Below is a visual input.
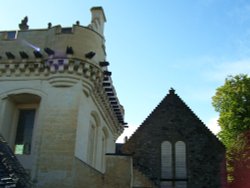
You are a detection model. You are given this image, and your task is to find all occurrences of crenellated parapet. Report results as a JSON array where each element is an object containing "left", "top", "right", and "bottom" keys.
[
  {"left": 0, "top": 58, "right": 102, "bottom": 86},
  {"left": 0, "top": 7, "right": 125, "bottom": 133}
]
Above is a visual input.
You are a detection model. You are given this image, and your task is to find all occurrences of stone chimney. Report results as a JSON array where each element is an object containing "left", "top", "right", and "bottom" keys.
[{"left": 90, "top": 7, "right": 106, "bottom": 36}]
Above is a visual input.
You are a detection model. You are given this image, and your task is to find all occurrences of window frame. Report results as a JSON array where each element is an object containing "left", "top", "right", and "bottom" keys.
[
  {"left": 101, "top": 127, "right": 109, "bottom": 172},
  {"left": 87, "top": 121, "right": 97, "bottom": 166},
  {"left": 12, "top": 103, "right": 38, "bottom": 155},
  {"left": 161, "top": 140, "right": 188, "bottom": 188}
]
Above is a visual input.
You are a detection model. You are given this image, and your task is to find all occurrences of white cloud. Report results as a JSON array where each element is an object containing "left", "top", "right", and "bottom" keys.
[{"left": 206, "top": 116, "right": 221, "bottom": 135}]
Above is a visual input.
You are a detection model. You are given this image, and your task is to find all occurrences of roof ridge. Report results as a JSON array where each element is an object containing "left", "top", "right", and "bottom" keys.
[
  {"left": 127, "top": 89, "right": 172, "bottom": 142},
  {"left": 174, "top": 92, "right": 223, "bottom": 145}
]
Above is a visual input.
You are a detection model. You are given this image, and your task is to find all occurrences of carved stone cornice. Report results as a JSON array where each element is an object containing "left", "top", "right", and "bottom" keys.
[
  {"left": 0, "top": 57, "right": 124, "bottom": 137},
  {"left": 0, "top": 58, "right": 102, "bottom": 87},
  {"left": 92, "top": 83, "right": 124, "bottom": 139}
]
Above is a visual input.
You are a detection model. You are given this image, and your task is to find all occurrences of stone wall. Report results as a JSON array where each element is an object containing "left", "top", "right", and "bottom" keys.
[
  {"left": 34, "top": 86, "right": 79, "bottom": 188},
  {"left": 133, "top": 168, "right": 156, "bottom": 188},
  {"left": 104, "top": 154, "right": 133, "bottom": 188},
  {"left": 73, "top": 158, "right": 104, "bottom": 188}
]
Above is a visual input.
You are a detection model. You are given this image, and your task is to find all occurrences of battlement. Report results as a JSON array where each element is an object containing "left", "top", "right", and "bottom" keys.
[
  {"left": 0, "top": 7, "right": 106, "bottom": 62},
  {"left": 0, "top": 7, "right": 126, "bottom": 130},
  {"left": 0, "top": 24, "right": 105, "bottom": 63}
]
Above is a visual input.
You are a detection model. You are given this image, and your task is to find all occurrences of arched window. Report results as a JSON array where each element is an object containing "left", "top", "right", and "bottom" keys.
[
  {"left": 101, "top": 127, "right": 108, "bottom": 172},
  {"left": 175, "top": 141, "right": 187, "bottom": 188},
  {"left": 88, "top": 123, "right": 96, "bottom": 165},
  {"left": 88, "top": 116, "right": 97, "bottom": 166},
  {"left": 161, "top": 141, "right": 172, "bottom": 179},
  {"left": 175, "top": 141, "right": 187, "bottom": 178},
  {"left": 161, "top": 141, "right": 187, "bottom": 188},
  {"left": 87, "top": 114, "right": 99, "bottom": 167}
]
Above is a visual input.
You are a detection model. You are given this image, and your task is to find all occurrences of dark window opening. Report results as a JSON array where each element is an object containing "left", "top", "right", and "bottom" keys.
[
  {"left": 7, "top": 31, "right": 17, "bottom": 39},
  {"left": 14, "top": 109, "right": 35, "bottom": 155},
  {"left": 61, "top": 27, "right": 72, "bottom": 34}
]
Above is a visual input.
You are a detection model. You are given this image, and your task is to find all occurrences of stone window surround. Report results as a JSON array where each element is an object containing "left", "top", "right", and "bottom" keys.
[
  {"left": 1, "top": 93, "right": 40, "bottom": 152},
  {"left": 87, "top": 118, "right": 98, "bottom": 167},
  {"left": 13, "top": 104, "right": 38, "bottom": 155},
  {"left": 87, "top": 112, "right": 110, "bottom": 172},
  {"left": 101, "top": 127, "right": 109, "bottom": 172}
]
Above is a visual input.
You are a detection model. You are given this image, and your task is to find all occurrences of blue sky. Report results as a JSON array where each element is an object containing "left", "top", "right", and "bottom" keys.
[{"left": 1, "top": 1, "right": 250, "bottom": 142}]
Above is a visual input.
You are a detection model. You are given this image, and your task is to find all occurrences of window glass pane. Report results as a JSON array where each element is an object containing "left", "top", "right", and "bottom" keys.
[
  {"left": 161, "top": 181, "right": 173, "bottom": 188},
  {"left": 88, "top": 117, "right": 98, "bottom": 167},
  {"left": 7, "top": 31, "right": 17, "bottom": 39},
  {"left": 175, "top": 181, "right": 187, "bottom": 188},
  {"left": 15, "top": 109, "right": 35, "bottom": 154},
  {"left": 161, "top": 141, "right": 172, "bottom": 179},
  {"left": 101, "top": 132, "right": 107, "bottom": 171},
  {"left": 88, "top": 124, "right": 95, "bottom": 164},
  {"left": 175, "top": 141, "right": 187, "bottom": 178}
]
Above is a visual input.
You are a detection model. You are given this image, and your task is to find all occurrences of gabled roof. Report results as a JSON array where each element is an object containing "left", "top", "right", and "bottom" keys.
[
  {"left": 121, "top": 88, "right": 226, "bottom": 186},
  {"left": 126, "top": 88, "right": 224, "bottom": 148}
]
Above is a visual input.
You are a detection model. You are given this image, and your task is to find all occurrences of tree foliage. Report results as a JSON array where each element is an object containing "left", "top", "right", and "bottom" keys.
[
  {"left": 212, "top": 74, "right": 250, "bottom": 184},
  {"left": 212, "top": 74, "right": 250, "bottom": 149}
]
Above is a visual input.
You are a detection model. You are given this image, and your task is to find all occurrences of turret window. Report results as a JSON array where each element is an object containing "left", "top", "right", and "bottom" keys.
[
  {"left": 14, "top": 109, "right": 36, "bottom": 155},
  {"left": 101, "top": 128, "right": 108, "bottom": 172},
  {"left": 0, "top": 93, "right": 40, "bottom": 157},
  {"left": 87, "top": 122, "right": 97, "bottom": 166},
  {"left": 87, "top": 113, "right": 100, "bottom": 168}
]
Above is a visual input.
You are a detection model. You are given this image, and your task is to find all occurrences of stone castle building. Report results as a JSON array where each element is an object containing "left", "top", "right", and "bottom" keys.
[{"left": 0, "top": 7, "right": 227, "bottom": 188}]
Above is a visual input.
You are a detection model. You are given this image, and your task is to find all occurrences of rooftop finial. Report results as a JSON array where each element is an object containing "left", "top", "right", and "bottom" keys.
[
  {"left": 19, "top": 16, "right": 29, "bottom": 30},
  {"left": 169, "top": 87, "right": 175, "bottom": 94},
  {"left": 48, "top": 22, "right": 52, "bottom": 29}
]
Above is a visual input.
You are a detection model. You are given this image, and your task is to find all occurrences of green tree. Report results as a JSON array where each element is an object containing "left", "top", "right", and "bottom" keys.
[{"left": 212, "top": 74, "right": 250, "bottom": 183}]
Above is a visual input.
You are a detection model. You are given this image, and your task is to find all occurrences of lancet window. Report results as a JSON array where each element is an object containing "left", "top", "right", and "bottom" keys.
[{"left": 161, "top": 141, "right": 187, "bottom": 188}]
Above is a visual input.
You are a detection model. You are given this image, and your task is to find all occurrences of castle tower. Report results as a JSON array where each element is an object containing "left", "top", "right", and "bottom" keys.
[{"left": 0, "top": 7, "right": 125, "bottom": 187}]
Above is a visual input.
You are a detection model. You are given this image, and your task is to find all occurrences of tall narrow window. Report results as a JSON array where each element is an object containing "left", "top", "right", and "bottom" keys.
[
  {"left": 14, "top": 109, "right": 36, "bottom": 155},
  {"left": 87, "top": 113, "right": 100, "bottom": 168},
  {"left": 161, "top": 141, "right": 172, "bottom": 179},
  {"left": 175, "top": 141, "right": 187, "bottom": 188},
  {"left": 175, "top": 141, "right": 187, "bottom": 178},
  {"left": 161, "top": 141, "right": 187, "bottom": 188},
  {"left": 88, "top": 123, "right": 96, "bottom": 166},
  {"left": 101, "top": 132, "right": 107, "bottom": 171},
  {"left": 101, "top": 127, "right": 108, "bottom": 172}
]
